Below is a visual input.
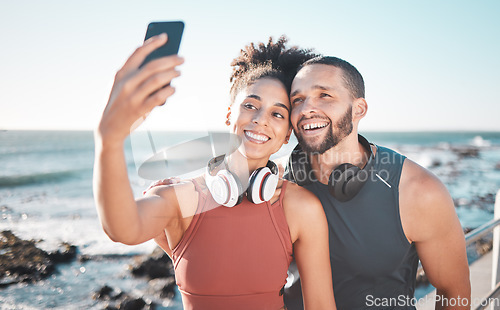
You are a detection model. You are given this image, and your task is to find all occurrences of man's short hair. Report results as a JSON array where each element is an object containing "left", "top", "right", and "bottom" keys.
[{"left": 301, "top": 56, "right": 365, "bottom": 99}]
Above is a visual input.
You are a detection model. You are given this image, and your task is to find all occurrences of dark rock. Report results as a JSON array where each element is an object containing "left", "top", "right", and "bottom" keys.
[
  {"left": 478, "top": 193, "right": 495, "bottom": 204},
  {"left": 453, "top": 192, "right": 497, "bottom": 212},
  {"left": 495, "top": 162, "right": 500, "bottom": 170},
  {"left": 430, "top": 159, "right": 442, "bottom": 168},
  {"left": 0, "top": 230, "right": 55, "bottom": 285},
  {"left": 93, "top": 285, "right": 127, "bottom": 302},
  {"left": 93, "top": 285, "right": 116, "bottom": 300},
  {"left": 49, "top": 242, "right": 77, "bottom": 263},
  {"left": 120, "top": 297, "right": 146, "bottom": 310},
  {"left": 93, "top": 285, "right": 155, "bottom": 310},
  {"left": 148, "top": 277, "right": 176, "bottom": 299},
  {"left": 79, "top": 255, "right": 92, "bottom": 263},
  {"left": 130, "top": 247, "right": 174, "bottom": 280},
  {"left": 452, "top": 146, "right": 480, "bottom": 158}
]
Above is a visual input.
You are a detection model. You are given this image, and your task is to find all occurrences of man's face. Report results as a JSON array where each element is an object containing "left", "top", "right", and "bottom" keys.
[{"left": 290, "top": 64, "right": 354, "bottom": 154}]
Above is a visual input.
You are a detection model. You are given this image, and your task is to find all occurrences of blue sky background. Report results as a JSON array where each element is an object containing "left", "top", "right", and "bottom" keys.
[{"left": 1, "top": 0, "right": 499, "bottom": 131}]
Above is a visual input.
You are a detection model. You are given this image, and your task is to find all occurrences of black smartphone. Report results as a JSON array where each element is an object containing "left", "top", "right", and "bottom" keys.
[{"left": 140, "top": 21, "right": 184, "bottom": 68}]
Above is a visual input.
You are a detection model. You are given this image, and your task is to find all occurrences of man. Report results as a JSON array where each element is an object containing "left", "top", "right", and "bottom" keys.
[{"left": 284, "top": 56, "right": 470, "bottom": 309}]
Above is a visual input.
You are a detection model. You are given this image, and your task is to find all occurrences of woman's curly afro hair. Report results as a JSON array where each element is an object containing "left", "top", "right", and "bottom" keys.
[{"left": 229, "top": 36, "right": 319, "bottom": 103}]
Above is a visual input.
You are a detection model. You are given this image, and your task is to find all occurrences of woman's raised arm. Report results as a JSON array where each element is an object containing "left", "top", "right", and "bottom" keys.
[{"left": 93, "top": 34, "right": 184, "bottom": 245}]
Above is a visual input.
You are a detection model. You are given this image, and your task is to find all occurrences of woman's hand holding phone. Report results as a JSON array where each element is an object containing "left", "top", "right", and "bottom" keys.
[{"left": 96, "top": 34, "right": 184, "bottom": 145}]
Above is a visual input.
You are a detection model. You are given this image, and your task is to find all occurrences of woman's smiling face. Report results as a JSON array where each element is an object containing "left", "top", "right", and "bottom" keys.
[{"left": 229, "top": 77, "right": 292, "bottom": 162}]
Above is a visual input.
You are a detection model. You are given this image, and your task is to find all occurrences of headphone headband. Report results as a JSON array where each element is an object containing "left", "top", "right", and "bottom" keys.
[{"left": 206, "top": 155, "right": 226, "bottom": 176}]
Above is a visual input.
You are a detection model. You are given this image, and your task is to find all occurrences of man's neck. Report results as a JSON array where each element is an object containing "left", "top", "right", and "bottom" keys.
[{"left": 309, "top": 133, "right": 372, "bottom": 184}]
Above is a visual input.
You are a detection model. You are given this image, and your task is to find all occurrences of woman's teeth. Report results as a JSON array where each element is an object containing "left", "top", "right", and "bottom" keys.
[{"left": 245, "top": 131, "right": 270, "bottom": 142}]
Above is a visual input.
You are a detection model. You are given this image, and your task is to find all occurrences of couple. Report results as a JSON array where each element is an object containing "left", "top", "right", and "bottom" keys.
[{"left": 94, "top": 34, "right": 470, "bottom": 309}]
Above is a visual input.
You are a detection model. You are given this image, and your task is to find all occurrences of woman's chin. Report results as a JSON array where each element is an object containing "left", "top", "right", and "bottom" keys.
[{"left": 237, "top": 145, "right": 272, "bottom": 162}]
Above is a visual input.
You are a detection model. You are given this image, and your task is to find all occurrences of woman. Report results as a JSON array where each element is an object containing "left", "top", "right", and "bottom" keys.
[{"left": 94, "top": 34, "right": 335, "bottom": 310}]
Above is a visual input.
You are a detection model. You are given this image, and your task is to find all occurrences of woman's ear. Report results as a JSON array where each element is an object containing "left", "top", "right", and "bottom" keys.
[
  {"left": 225, "top": 106, "right": 232, "bottom": 126},
  {"left": 284, "top": 127, "right": 292, "bottom": 144}
]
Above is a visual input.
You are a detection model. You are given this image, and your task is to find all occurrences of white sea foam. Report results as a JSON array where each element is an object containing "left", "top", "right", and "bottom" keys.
[
  {"left": 471, "top": 135, "right": 492, "bottom": 147},
  {"left": 0, "top": 215, "right": 157, "bottom": 256}
]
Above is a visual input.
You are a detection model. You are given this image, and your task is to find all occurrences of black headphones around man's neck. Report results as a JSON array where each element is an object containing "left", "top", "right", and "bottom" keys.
[{"left": 289, "top": 134, "right": 375, "bottom": 202}]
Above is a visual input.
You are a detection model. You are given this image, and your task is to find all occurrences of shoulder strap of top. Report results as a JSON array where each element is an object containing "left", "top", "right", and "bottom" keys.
[
  {"left": 190, "top": 177, "right": 207, "bottom": 199},
  {"left": 266, "top": 179, "right": 291, "bottom": 259},
  {"left": 172, "top": 178, "right": 208, "bottom": 268}
]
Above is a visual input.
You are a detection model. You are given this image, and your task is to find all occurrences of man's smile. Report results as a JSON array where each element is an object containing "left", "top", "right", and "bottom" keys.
[{"left": 298, "top": 119, "right": 330, "bottom": 136}]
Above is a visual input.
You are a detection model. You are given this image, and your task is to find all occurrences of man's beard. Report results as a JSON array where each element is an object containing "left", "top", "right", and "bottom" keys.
[{"left": 295, "top": 105, "right": 353, "bottom": 155}]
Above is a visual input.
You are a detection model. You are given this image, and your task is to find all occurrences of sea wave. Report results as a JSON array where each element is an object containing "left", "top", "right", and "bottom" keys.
[
  {"left": 471, "top": 135, "right": 492, "bottom": 147},
  {"left": 0, "top": 170, "right": 80, "bottom": 187},
  {"left": 0, "top": 147, "right": 93, "bottom": 158}
]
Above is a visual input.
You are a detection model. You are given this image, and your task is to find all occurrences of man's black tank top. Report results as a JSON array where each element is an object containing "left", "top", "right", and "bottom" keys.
[{"left": 286, "top": 145, "right": 419, "bottom": 310}]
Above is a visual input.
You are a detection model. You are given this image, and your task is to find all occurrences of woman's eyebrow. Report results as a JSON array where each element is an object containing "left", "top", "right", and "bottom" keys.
[
  {"left": 274, "top": 102, "right": 290, "bottom": 112},
  {"left": 246, "top": 94, "right": 261, "bottom": 101}
]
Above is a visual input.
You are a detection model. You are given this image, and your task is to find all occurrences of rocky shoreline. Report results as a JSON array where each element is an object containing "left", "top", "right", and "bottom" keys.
[
  {"left": 0, "top": 230, "right": 76, "bottom": 288},
  {"left": 0, "top": 230, "right": 176, "bottom": 309},
  {"left": 91, "top": 246, "right": 177, "bottom": 309}
]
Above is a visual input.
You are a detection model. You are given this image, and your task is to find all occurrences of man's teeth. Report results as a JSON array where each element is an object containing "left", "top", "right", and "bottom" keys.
[
  {"left": 303, "top": 123, "right": 328, "bottom": 130},
  {"left": 245, "top": 131, "right": 270, "bottom": 142}
]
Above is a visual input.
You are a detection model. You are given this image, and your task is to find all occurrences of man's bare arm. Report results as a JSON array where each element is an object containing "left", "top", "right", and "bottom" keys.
[{"left": 400, "top": 159, "right": 471, "bottom": 310}]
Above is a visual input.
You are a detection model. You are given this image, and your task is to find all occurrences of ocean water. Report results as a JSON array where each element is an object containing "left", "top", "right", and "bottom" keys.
[{"left": 1, "top": 130, "right": 500, "bottom": 308}]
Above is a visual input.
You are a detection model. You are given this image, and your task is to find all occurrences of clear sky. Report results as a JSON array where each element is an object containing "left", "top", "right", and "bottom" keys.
[{"left": 1, "top": 0, "right": 499, "bottom": 132}]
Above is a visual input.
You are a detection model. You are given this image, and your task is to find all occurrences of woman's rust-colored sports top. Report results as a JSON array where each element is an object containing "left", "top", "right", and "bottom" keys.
[{"left": 171, "top": 179, "right": 293, "bottom": 310}]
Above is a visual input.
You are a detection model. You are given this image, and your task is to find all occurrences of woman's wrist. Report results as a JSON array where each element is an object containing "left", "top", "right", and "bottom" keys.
[{"left": 94, "top": 130, "right": 125, "bottom": 152}]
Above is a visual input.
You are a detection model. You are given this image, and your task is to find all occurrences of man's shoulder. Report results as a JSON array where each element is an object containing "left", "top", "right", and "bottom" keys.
[
  {"left": 374, "top": 144, "right": 406, "bottom": 165},
  {"left": 400, "top": 158, "right": 444, "bottom": 194},
  {"left": 399, "top": 158, "right": 455, "bottom": 242}
]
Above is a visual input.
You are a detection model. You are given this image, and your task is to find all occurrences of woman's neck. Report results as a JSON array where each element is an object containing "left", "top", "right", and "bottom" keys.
[{"left": 225, "top": 150, "right": 269, "bottom": 188}]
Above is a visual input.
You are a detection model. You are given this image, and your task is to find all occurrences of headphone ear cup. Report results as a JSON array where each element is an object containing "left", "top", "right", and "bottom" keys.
[
  {"left": 248, "top": 161, "right": 279, "bottom": 204},
  {"left": 208, "top": 173, "right": 230, "bottom": 206},
  {"left": 329, "top": 163, "right": 361, "bottom": 202},
  {"left": 262, "top": 171, "right": 279, "bottom": 202},
  {"left": 290, "top": 146, "right": 310, "bottom": 186},
  {"left": 216, "top": 170, "right": 242, "bottom": 207},
  {"left": 248, "top": 167, "right": 268, "bottom": 204},
  {"left": 248, "top": 166, "right": 279, "bottom": 204}
]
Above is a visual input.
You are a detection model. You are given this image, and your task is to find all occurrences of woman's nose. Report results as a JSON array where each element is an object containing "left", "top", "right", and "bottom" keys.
[{"left": 252, "top": 110, "right": 269, "bottom": 126}]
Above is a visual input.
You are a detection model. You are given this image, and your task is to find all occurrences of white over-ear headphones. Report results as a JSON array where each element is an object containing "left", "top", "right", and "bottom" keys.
[{"left": 205, "top": 155, "right": 279, "bottom": 207}]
